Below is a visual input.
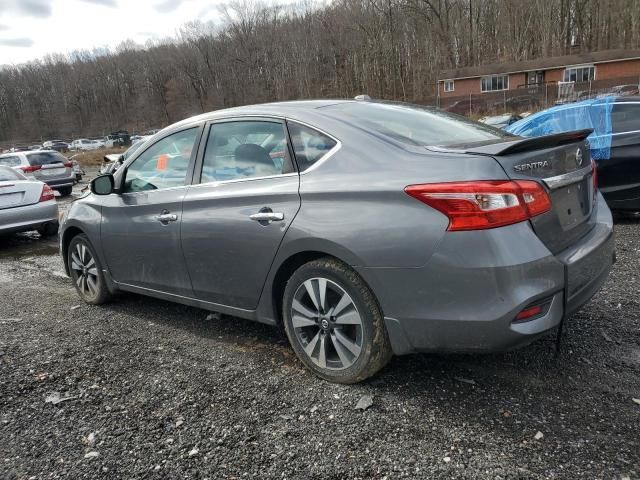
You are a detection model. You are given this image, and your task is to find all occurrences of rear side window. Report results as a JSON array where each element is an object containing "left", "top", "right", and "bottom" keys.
[
  {"left": 26, "top": 152, "right": 66, "bottom": 166},
  {"left": 611, "top": 103, "right": 640, "bottom": 134},
  {"left": 201, "top": 120, "right": 294, "bottom": 182},
  {"left": 287, "top": 122, "right": 337, "bottom": 171},
  {"left": 0, "top": 155, "right": 22, "bottom": 167}
]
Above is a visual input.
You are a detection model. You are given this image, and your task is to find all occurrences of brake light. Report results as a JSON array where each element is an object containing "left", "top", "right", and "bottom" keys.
[
  {"left": 63, "top": 162, "right": 72, "bottom": 168},
  {"left": 39, "top": 184, "right": 55, "bottom": 202},
  {"left": 591, "top": 159, "right": 598, "bottom": 191},
  {"left": 405, "top": 180, "right": 551, "bottom": 231},
  {"left": 18, "top": 165, "right": 41, "bottom": 173}
]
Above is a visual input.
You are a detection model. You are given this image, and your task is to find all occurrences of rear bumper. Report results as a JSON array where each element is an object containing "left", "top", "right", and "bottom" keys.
[
  {"left": 358, "top": 193, "right": 614, "bottom": 355},
  {"left": 0, "top": 200, "right": 59, "bottom": 235}
]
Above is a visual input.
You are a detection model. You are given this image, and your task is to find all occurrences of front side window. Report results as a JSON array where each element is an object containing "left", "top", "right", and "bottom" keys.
[
  {"left": 0, "top": 155, "right": 22, "bottom": 167},
  {"left": 287, "top": 122, "right": 337, "bottom": 171},
  {"left": 200, "top": 120, "right": 293, "bottom": 183},
  {"left": 481, "top": 74, "right": 509, "bottom": 92},
  {"left": 611, "top": 103, "right": 640, "bottom": 134},
  {"left": 123, "top": 127, "right": 199, "bottom": 193},
  {"left": 444, "top": 80, "right": 455, "bottom": 92},
  {"left": 563, "top": 65, "right": 595, "bottom": 83}
]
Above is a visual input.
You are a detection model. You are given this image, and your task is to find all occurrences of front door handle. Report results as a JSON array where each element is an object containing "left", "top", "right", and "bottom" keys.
[
  {"left": 249, "top": 212, "right": 285, "bottom": 223},
  {"left": 156, "top": 212, "right": 178, "bottom": 224}
]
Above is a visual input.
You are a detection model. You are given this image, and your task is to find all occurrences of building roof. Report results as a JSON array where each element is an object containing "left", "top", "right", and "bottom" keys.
[{"left": 440, "top": 49, "right": 640, "bottom": 81}]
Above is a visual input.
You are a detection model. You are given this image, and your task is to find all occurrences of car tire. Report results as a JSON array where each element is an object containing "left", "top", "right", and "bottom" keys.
[
  {"left": 58, "top": 186, "right": 72, "bottom": 196},
  {"left": 37, "top": 221, "right": 59, "bottom": 237},
  {"left": 282, "top": 257, "right": 392, "bottom": 384},
  {"left": 67, "top": 234, "right": 112, "bottom": 305}
]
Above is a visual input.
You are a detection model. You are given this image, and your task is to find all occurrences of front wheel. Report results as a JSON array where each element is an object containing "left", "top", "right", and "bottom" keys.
[
  {"left": 67, "top": 234, "right": 112, "bottom": 304},
  {"left": 282, "top": 258, "right": 392, "bottom": 384}
]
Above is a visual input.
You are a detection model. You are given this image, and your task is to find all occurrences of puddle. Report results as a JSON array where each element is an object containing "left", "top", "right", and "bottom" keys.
[{"left": 0, "top": 232, "right": 60, "bottom": 259}]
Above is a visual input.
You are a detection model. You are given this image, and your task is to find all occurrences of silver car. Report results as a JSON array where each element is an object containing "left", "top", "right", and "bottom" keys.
[
  {"left": 59, "top": 100, "right": 614, "bottom": 383},
  {"left": 0, "top": 150, "right": 75, "bottom": 196},
  {"left": 0, "top": 165, "right": 59, "bottom": 236}
]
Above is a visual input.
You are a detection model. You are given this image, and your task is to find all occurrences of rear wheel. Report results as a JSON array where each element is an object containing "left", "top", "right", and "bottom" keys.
[
  {"left": 282, "top": 258, "right": 392, "bottom": 384},
  {"left": 58, "top": 186, "right": 72, "bottom": 196},
  {"left": 37, "top": 221, "right": 59, "bottom": 237},
  {"left": 68, "top": 234, "right": 111, "bottom": 304}
]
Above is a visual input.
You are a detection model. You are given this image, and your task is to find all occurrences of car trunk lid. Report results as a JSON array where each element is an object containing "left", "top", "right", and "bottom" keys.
[
  {"left": 428, "top": 130, "right": 596, "bottom": 254},
  {"left": 0, "top": 180, "right": 43, "bottom": 209}
]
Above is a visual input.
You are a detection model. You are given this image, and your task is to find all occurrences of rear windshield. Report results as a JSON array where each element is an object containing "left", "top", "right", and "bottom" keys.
[
  {"left": 0, "top": 165, "right": 25, "bottom": 181},
  {"left": 321, "top": 102, "right": 508, "bottom": 147},
  {"left": 26, "top": 152, "right": 67, "bottom": 166},
  {"left": 0, "top": 155, "right": 22, "bottom": 166}
]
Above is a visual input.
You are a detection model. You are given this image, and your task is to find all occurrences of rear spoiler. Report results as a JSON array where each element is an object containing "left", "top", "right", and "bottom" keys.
[{"left": 428, "top": 129, "right": 593, "bottom": 156}]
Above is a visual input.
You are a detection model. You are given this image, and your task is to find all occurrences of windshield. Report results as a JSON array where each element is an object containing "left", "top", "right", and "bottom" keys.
[
  {"left": 321, "top": 102, "right": 509, "bottom": 147},
  {"left": 27, "top": 152, "right": 67, "bottom": 166},
  {"left": 0, "top": 165, "right": 26, "bottom": 181},
  {"left": 123, "top": 141, "right": 144, "bottom": 160}
]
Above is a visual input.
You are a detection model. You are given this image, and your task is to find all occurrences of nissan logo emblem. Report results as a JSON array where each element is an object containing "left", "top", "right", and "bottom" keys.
[{"left": 575, "top": 148, "right": 583, "bottom": 166}]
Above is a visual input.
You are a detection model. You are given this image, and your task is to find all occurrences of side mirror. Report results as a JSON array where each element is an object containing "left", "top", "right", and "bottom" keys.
[{"left": 90, "top": 174, "right": 115, "bottom": 195}]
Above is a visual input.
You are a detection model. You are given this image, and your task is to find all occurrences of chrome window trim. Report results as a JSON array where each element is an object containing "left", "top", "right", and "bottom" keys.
[
  {"left": 543, "top": 165, "right": 592, "bottom": 189},
  {"left": 120, "top": 184, "right": 190, "bottom": 197},
  {"left": 189, "top": 172, "right": 299, "bottom": 189}
]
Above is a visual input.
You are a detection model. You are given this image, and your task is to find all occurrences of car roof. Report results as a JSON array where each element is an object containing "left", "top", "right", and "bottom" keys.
[{"left": 166, "top": 100, "right": 359, "bottom": 130}]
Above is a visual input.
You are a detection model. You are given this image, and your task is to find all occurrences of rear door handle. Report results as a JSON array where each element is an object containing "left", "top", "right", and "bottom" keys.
[{"left": 249, "top": 212, "right": 285, "bottom": 223}]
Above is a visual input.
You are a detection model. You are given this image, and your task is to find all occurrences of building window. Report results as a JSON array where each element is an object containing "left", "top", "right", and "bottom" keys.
[
  {"left": 480, "top": 74, "right": 509, "bottom": 92},
  {"left": 563, "top": 65, "right": 595, "bottom": 83},
  {"left": 443, "top": 80, "right": 454, "bottom": 92}
]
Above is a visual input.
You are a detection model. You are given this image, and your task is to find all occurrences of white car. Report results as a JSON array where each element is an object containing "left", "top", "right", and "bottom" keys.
[
  {"left": 70, "top": 139, "right": 101, "bottom": 151},
  {"left": 0, "top": 165, "right": 59, "bottom": 237}
]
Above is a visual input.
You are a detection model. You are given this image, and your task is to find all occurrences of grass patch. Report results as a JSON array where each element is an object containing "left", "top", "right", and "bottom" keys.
[{"left": 65, "top": 147, "right": 126, "bottom": 166}]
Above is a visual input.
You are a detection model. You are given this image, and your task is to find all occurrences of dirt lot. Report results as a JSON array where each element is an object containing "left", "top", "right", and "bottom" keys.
[{"left": 0, "top": 171, "right": 639, "bottom": 479}]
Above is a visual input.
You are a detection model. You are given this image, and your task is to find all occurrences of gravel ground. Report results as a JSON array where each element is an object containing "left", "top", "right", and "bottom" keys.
[{"left": 1, "top": 177, "right": 639, "bottom": 479}]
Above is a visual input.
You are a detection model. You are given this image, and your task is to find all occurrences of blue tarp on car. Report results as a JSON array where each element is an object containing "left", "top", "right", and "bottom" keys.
[{"left": 505, "top": 97, "right": 616, "bottom": 160}]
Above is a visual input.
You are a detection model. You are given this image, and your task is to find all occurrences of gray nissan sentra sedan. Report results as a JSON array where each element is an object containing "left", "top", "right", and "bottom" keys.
[{"left": 59, "top": 100, "right": 615, "bottom": 383}]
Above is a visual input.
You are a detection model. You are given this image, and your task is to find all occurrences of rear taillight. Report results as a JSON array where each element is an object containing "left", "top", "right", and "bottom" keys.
[
  {"left": 405, "top": 180, "right": 552, "bottom": 231},
  {"left": 591, "top": 159, "right": 598, "bottom": 191},
  {"left": 39, "top": 184, "right": 55, "bottom": 202},
  {"left": 18, "top": 165, "right": 41, "bottom": 173},
  {"left": 63, "top": 162, "right": 72, "bottom": 168}
]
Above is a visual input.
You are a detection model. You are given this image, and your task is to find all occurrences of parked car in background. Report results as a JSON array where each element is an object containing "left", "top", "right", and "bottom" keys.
[
  {"left": 104, "top": 131, "right": 130, "bottom": 147},
  {"left": 69, "top": 157, "right": 85, "bottom": 182},
  {"left": 100, "top": 141, "right": 145, "bottom": 174},
  {"left": 598, "top": 84, "right": 639, "bottom": 98},
  {"left": 71, "top": 139, "right": 101, "bottom": 151},
  {"left": 506, "top": 96, "right": 640, "bottom": 211},
  {"left": 43, "top": 140, "right": 69, "bottom": 153},
  {"left": 479, "top": 113, "right": 523, "bottom": 129},
  {"left": 130, "top": 135, "right": 151, "bottom": 145},
  {"left": 0, "top": 150, "right": 75, "bottom": 195},
  {"left": 61, "top": 100, "right": 613, "bottom": 384},
  {"left": 29, "top": 144, "right": 42, "bottom": 151},
  {"left": 0, "top": 165, "right": 59, "bottom": 237}
]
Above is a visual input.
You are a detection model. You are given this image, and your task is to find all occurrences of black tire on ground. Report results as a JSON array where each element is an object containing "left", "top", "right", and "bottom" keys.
[
  {"left": 37, "top": 221, "right": 59, "bottom": 237},
  {"left": 67, "top": 234, "right": 112, "bottom": 305},
  {"left": 282, "top": 257, "right": 392, "bottom": 384},
  {"left": 58, "top": 186, "right": 72, "bottom": 196}
]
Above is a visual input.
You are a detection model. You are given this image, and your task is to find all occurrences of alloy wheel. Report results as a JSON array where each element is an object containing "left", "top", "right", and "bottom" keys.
[
  {"left": 291, "top": 277, "right": 364, "bottom": 370},
  {"left": 70, "top": 242, "right": 99, "bottom": 298}
]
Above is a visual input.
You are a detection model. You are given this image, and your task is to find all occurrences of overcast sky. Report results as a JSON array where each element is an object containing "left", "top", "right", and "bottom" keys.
[{"left": 0, "top": 0, "right": 233, "bottom": 65}]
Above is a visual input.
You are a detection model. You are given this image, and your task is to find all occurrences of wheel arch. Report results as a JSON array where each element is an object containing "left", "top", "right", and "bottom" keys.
[
  {"left": 61, "top": 225, "right": 85, "bottom": 275},
  {"left": 260, "top": 244, "right": 379, "bottom": 326}
]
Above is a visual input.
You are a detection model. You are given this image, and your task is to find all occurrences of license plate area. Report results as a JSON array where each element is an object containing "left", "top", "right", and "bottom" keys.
[
  {"left": 549, "top": 176, "right": 592, "bottom": 230},
  {"left": 0, "top": 192, "right": 24, "bottom": 208}
]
